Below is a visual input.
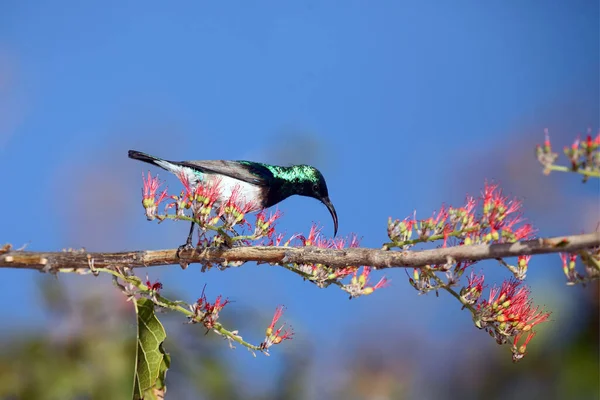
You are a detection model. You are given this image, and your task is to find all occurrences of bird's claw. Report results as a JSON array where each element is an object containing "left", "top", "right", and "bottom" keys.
[
  {"left": 220, "top": 236, "right": 234, "bottom": 249},
  {"left": 177, "top": 240, "right": 195, "bottom": 258}
]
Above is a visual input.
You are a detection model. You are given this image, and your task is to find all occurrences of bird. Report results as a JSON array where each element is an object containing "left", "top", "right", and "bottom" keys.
[{"left": 128, "top": 150, "right": 338, "bottom": 249}]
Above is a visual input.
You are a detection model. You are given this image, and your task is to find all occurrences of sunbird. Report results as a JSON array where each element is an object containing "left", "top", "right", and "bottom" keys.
[{"left": 128, "top": 150, "right": 338, "bottom": 247}]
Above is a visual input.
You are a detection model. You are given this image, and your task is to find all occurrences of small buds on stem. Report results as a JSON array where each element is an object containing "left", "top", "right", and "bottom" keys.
[{"left": 536, "top": 128, "right": 600, "bottom": 181}]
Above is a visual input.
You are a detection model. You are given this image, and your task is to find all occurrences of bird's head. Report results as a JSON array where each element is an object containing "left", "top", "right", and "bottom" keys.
[{"left": 297, "top": 166, "right": 338, "bottom": 237}]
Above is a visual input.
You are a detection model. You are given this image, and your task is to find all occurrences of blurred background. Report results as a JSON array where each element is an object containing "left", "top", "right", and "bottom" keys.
[{"left": 1, "top": 1, "right": 598, "bottom": 399}]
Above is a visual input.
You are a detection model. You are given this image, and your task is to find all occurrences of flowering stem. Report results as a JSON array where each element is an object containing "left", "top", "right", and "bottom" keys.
[
  {"left": 543, "top": 164, "right": 600, "bottom": 178},
  {"left": 427, "top": 270, "right": 477, "bottom": 314},
  {"left": 280, "top": 264, "right": 345, "bottom": 288},
  {"left": 494, "top": 257, "right": 519, "bottom": 276},
  {"left": 579, "top": 250, "right": 600, "bottom": 269},
  {"left": 382, "top": 224, "right": 485, "bottom": 250},
  {"left": 95, "top": 267, "right": 263, "bottom": 352},
  {"left": 230, "top": 235, "right": 257, "bottom": 242}
]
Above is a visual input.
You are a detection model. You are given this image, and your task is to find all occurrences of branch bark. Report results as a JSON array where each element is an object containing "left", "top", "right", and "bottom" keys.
[{"left": 1, "top": 232, "right": 598, "bottom": 272}]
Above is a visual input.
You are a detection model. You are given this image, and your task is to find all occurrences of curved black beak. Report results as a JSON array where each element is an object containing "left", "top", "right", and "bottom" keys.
[{"left": 321, "top": 197, "right": 338, "bottom": 237}]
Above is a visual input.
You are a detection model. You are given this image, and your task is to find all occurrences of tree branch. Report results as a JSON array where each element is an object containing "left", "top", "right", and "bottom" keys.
[{"left": 1, "top": 232, "right": 598, "bottom": 272}]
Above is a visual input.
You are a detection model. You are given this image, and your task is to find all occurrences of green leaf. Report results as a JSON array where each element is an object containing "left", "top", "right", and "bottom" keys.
[{"left": 133, "top": 297, "right": 170, "bottom": 400}]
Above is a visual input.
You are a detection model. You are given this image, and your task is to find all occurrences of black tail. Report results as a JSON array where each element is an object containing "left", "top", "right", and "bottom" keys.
[{"left": 128, "top": 150, "right": 163, "bottom": 167}]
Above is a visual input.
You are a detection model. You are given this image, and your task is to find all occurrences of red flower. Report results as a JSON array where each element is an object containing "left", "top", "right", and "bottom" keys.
[
  {"left": 301, "top": 224, "right": 320, "bottom": 246},
  {"left": 331, "top": 266, "right": 359, "bottom": 279},
  {"left": 511, "top": 300, "right": 550, "bottom": 362},
  {"left": 419, "top": 206, "right": 449, "bottom": 239},
  {"left": 518, "top": 255, "right": 531, "bottom": 269},
  {"left": 298, "top": 224, "right": 331, "bottom": 248},
  {"left": 442, "top": 224, "right": 452, "bottom": 247},
  {"left": 559, "top": 252, "right": 579, "bottom": 282},
  {"left": 261, "top": 305, "right": 294, "bottom": 350},
  {"left": 463, "top": 195, "right": 476, "bottom": 216},
  {"left": 254, "top": 209, "right": 282, "bottom": 239},
  {"left": 431, "top": 205, "right": 448, "bottom": 226},
  {"left": 191, "top": 178, "right": 223, "bottom": 225},
  {"left": 482, "top": 182, "right": 498, "bottom": 214},
  {"left": 220, "top": 185, "right": 257, "bottom": 229},
  {"left": 176, "top": 170, "right": 193, "bottom": 198},
  {"left": 141, "top": 172, "right": 168, "bottom": 220},
  {"left": 387, "top": 215, "right": 416, "bottom": 243},
  {"left": 269, "top": 233, "right": 297, "bottom": 247},
  {"left": 145, "top": 278, "right": 163, "bottom": 293},
  {"left": 477, "top": 278, "right": 550, "bottom": 360},
  {"left": 192, "top": 286, "right": 230, "bottom": 329},
  {"left": 348, "top": 234, "right": 361, "bottom": 248},
  {"left": 512, "top": 331, "right": 537, "bottom": 362},
  {"left": 544, "top": 128, "right": 551, "bottom": 151},
  {"left": 512, "top": 223, "right": 535, "bottom": 241},
  {"left": 479, "top": 182, "right": 535, "bottom": 243},
  {"left": 194, "top": 179, "right": 222, "bottom": 207},
  {"left": 486, "top": 278, "right": 520, "bottom": 308},
  {"left": 461, "top": 272, "right": 485, "bottom": 304},
  {"left": 571, "top": 136, "right": 580, "bottom": 151},
  {"left": 347, "top": 266, "right": 390, "bottom": 297},
  {"left": 483, "top": 183, "right": 521, "bottom": 227}
]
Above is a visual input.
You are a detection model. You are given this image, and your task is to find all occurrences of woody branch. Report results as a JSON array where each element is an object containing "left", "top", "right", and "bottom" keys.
[{"left": 1, "top": 232, "right": 598, "bottom": 272}]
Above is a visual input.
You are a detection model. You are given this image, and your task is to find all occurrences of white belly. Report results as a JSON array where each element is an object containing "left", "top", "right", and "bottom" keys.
[
  {"left": 153, "top": 160, "right": 264, "bottom": 212},
  {"left": 208, "top": 174, "right": 263, "bottom": 212}
]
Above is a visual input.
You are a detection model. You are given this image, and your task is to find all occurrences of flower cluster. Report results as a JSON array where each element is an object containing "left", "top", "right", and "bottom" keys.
[
  {"left": 260, "top": 306, "right": 294, "bottom": 351},
  {"left": 407, "top": 259, "right": 470, "bottom": 295},
  {"left": 342, "top": 266, "right": 389, "bottom": 298},
  {"left": 115, "top": 270, "right": 295, "bottom": 354},
  {"left": 389, "top": 182, "right": 535, "bottom": 299},
  {"left": 560, "top": 251, "right": 600, "bottom": 286},
  {"left": 535, "top": 128, "right": 560, "bottom": 172},
  {"left": 178, "top": 171, "right": 223, "bottom": 225},
  {"left": 387, "top": 182, "right": 535, "bottom": 251},
  {"left": 471, "top": 277, "right": 550, "bottom": 362},
  {"left": 145, "top": 278, "right": 163, "bottom": 293},
  {"left": 253, "top": 209, "right": 282, "bottom": 240},
  {"left": 142, "top": 276, "right": 164, "bottom": 303},
  {"left": 276, "top": 224, "right": 389, "bottom": 297},
  {"left": 141, "top": 172, "right": 168, "bottom": 221},
  {"left": 560, "top": 252, "right": 580, "bottom": 284},
  {"left": 459, "top": 271, "right": 486, "bottom": 305},
  {"left": 189, "top": 286, "right": 231, "bottom": 330},
  {"left": 139, "top": 171, "right": 283, "bottom": 248},
  {"left": 388, "top": 181, "right": 555, "bottom": 361},
  {"left": 537, "top": 128, "right": 600, "bottom": 181},
  {"left": 514, "top": 255, "right": 531, "bottom": 281},
  {"left": 220, "top": 185, "right": 257, "bottom": 230}
]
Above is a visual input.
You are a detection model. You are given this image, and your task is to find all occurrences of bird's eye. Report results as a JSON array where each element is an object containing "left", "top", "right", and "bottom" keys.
[{"left": 312, "top": 183, "right": 319, "bottom": 192}]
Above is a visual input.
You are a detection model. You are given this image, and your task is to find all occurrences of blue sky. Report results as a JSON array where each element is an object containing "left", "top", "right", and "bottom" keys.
[{"left": 1, "top": 0, "right": 598, "bottom": 392}]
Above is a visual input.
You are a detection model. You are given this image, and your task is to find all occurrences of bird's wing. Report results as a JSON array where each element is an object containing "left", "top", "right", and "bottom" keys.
[{"left": 177, "top": 160, "right": 273, "bottom": 186}]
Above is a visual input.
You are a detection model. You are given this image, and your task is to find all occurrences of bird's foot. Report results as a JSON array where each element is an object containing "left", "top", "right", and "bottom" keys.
[
  {"left": 176, "top": 240, "right": 195, "bottom": 258},
  {"left": 220, "top": 235, "right": 234, "bottom": 249}
]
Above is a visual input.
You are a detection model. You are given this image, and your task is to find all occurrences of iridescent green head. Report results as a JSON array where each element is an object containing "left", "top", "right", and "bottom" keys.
[{"left": 282, "top": 165, "right": 338, "bottom": 236}]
